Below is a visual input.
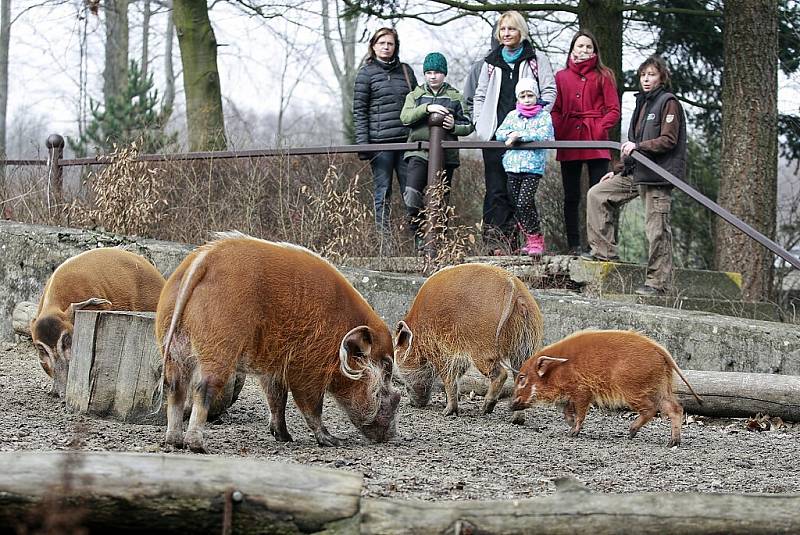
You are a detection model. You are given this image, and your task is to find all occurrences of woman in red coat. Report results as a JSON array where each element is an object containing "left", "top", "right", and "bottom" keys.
[{"left": 551, "top": 30, "right": 620, "bottom": 255}]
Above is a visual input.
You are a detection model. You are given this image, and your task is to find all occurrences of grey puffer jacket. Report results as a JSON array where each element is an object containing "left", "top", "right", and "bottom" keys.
[{"left": 353, "top": 58, "right": 417, "bottom": 145}]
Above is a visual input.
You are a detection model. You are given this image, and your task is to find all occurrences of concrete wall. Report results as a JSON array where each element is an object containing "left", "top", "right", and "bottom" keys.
[{"left": 3, "top": 220, "right": 799, "bottom": 375}]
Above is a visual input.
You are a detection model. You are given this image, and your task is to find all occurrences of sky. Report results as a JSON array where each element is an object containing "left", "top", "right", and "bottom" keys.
[{"left": 6, "top": 0, "right": 800, "bottom": 157}]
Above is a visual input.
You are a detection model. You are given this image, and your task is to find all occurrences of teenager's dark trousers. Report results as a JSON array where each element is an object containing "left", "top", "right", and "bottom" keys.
[
  {"left": 482, "top": 147, "right": 517, "bottom": 251},
  {"left": 560, "top": 158, "right": 610, "bottom": 248}
]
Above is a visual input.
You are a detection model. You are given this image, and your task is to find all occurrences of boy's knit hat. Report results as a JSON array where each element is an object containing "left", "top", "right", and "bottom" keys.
[
  {"left": 423, "top": 52, "right": 448, "bottom": 74},
  {"left": 515, "top": 77, "right": 537, "bottom": 97}
]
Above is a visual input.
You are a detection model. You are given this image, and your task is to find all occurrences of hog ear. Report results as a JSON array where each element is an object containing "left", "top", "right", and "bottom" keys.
[
  {"left": 34, "top": 341, "right": 54, "bottom": 378},
  {"left": 394, "top": 321, "right": 413, "bottom": 358},
  {"left": 536, "top": 355, "right": 568, "bottom": 377},
  {"left": 339, "top": 325, "right": 373, "bottom": 380},
  {"left": 67, "top": 297, "right": 112, "bottom": 323}
]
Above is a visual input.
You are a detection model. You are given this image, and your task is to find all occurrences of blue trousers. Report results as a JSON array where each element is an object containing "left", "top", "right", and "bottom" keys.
[{"left": 370, "top": 151, "right": 408, "bottom": 234}]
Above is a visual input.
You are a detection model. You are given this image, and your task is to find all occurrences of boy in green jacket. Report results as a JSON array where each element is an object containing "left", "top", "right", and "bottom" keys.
[{"left": 400, "top": 52, "right": 474, "bottom": 249}]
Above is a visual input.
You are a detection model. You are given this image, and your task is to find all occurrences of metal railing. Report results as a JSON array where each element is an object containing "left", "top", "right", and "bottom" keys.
[{"left": 3, "top": 127, "right": 798, "bottom": 271}]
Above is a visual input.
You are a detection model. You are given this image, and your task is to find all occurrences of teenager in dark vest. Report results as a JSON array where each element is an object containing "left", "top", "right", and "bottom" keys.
[{"left": 583, "top": 55, "right": 687, "bottom": 296}]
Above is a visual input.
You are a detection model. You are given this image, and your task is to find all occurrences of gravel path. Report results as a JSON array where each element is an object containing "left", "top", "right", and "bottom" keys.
[{"left": 2, "top": 340, "right": 799, "bottom": 500}]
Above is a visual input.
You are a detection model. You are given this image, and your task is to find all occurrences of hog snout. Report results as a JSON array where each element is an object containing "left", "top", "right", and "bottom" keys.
[
  {"left": 509, "top": 396, "right": 530, "bottom": 411},
  {"left": 360, "top": 388, "right": 401, "bottom": 442}
]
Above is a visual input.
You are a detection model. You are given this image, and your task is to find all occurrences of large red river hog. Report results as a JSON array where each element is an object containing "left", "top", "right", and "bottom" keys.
[
  {"left": 30, "top": 247, "right": 166, "bottom": 397},
  {"left": 509, "top": 329, "right": 703, "bottom": 447},
  {"left": 156, "top": 233, "right": 402, "bottom": 452},
  {"left": 394, "top": 263, "right": 544, "bottom": 423}
]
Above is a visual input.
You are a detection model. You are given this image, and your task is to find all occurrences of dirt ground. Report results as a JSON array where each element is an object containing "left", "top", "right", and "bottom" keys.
[{"left": 2, "top": 339, "right": 799, "bottom": 500}]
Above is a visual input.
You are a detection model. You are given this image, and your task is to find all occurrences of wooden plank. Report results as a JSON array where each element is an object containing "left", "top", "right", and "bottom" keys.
[{"left": 0, "top": 452, "right": 363, "bottom": 533}]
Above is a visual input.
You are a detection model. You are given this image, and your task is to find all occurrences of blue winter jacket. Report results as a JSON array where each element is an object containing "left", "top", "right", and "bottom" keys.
[{"left": 495, "top": 109, "right": 554, "bottom": 174}]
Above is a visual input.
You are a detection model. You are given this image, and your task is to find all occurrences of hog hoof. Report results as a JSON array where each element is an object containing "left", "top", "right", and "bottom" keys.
[
  {"left": 628, "top": 428, "right": 639, "bottom": 439},
  {"left": 667, "top": 438, "right": 681, "bottom": 448},
  {"left": 185, "top": 430, "right": 207, "bottom": 453},
  {"left": 441, "top": 405, "right": 458, "bottom": 417},
  {"left": 165, "top": 430, "right": 185, "bottom": 449},
  {"left": 568, "top": 429, "right": 581, "bottom": 438},
  {"left": 270, "top": 424, "right": 293, "bottom": 443},
  {"left": 510, "top": 410, "right": 526, "bottom": 425},
  {"left": 316, "top": 432, "right": 344, "bottom": 447},
  {"left": 481, "top": 400, "right": 497, "bottom": 414}
]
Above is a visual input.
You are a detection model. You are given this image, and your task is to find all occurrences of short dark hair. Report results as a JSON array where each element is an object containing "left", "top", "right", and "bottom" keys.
[
  {"left": 637, "top": 55, "right": 671, "bottom": 89},
  {"left": 366, "top": 27, "right": 400, "bottom": 62}
]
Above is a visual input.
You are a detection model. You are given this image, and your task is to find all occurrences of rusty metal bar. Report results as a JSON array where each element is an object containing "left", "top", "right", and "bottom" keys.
[
  {"left": 0, "top": 159, "right": 48, "bottom": 166},
  {"left": 57, "top": 142, "right": 424, "bottom": 167}
]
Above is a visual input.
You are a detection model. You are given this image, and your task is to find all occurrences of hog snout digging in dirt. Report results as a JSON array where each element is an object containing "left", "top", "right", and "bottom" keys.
[
  {"left": 510, "top": 329, "right": 703, "bottom": 447},
  {"left": 156, "top": 233, "right": 402, "bottom": 452},
  {"left": 30, "top": 248, "right": 166, "bottom": 397},
  {"left": 394, "top": 263, "right": 543, "bottom": 423}
]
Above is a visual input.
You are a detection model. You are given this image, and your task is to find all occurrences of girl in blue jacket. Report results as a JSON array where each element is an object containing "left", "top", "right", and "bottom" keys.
[{"left": 495, "top": 78, "right": 555, "bottom": 256}]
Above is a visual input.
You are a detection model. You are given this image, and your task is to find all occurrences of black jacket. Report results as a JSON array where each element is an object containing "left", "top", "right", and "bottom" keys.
[{"left": 353, "top": 58, "right": 417, "bottom": 145}]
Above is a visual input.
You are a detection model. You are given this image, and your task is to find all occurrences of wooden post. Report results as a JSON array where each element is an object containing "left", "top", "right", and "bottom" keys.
[
  {"left": 66, "top": 310, "right": 244, "bottom": 424},
  {"left": 45, "top": 134, "right": 64, "bottom": 208},
  {"left": 421, "top": 112, "right": 446, "bottom": 257}
]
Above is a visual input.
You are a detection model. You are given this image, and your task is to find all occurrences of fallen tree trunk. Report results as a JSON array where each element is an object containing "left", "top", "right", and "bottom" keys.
[
  {"left": 0, "top": 451, "right": 362, "bottom": 534},
  {"left": 1, "top": 452, "right": 799, "bottom": 535},
  {"left": 459, "top": 369, "right": 800, "bottom": 422},
  {"left": 675, "top": 369, "right": 800, "bottom": 421}
]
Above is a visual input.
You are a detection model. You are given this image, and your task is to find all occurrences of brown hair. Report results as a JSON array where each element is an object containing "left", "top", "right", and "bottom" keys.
[
  {"left": 637, "top": 55, "right": 672, "bottom": 89},
  {"left": 366, "top": 27, "right": 400, "bottom": 63},
  {"left": 568, "top": 30, "right": 615, "bottom": 80}
]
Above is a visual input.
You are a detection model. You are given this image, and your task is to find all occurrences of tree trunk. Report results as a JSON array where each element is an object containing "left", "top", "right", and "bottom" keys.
[
  {"left": 141, "top": 0, "right": 150, "bottom": 77},
  {"left": 716, "top": 0, "right": 778, "bottom": 301},
  {"left": 0, "top": 0, "right": 10, "bottom": 180},
  {"left": 162, "top": 0, "right": 175, "bottom": 121},
  {"left": 578, "top": 0, "right": 623, "bottom": 143},
  {"left": 322, "top": 0, "right": 358, "bottom": 143},
  {"left": 104, "top": 0, "right": 130, "bottom": 110},
  {"left": 173, "top": 0, "right": 226, "bottom": 151}
]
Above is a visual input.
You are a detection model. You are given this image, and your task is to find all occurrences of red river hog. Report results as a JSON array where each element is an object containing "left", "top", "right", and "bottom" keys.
[
  {"left": 510, "top": 329, "right": 703, "bottom": 447},
  {"left": 156, "top": 233, "right": 401, "bottom": 452},
  {"left": 394, "top": 263, "right": 543, "bottom": 423},
  {"left": 31, "top": 247, "right": 166, "bottom": 397}
]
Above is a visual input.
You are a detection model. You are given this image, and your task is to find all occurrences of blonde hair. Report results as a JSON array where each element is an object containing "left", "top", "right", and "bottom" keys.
[{"left": 495, "top": 11, "right": 530, "bottom": 44}]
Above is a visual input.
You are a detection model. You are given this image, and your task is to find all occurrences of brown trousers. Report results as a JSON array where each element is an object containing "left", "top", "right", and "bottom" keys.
[{"left": 586, "top": 173, "right": 673, "bottom": 291}]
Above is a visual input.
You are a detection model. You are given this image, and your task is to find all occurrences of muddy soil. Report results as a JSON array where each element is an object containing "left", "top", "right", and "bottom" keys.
[{"left": 2, "top": 340, "right": 799, "bottom": 500}]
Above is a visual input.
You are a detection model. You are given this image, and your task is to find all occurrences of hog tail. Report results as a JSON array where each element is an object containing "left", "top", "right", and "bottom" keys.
[
  {"left": 163, "top": 249, "right": 209, "bottom": 357},
  {"left": 664, "top": 349, "right": 703, "bottom": 405},
  {"left": 495, "top": 277, "right": 517, "bottom": 341}
]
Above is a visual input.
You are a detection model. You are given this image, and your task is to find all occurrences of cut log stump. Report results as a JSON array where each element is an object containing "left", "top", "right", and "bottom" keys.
[{"left": 66, "top": 310, "right": 244, "bottom": 425}]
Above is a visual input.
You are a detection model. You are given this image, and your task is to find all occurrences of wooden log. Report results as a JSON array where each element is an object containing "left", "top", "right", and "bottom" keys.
[
  {"left": 459, "top": 369, "right": 800, "bottom": 422},
  {"left": 361, "top": 486, "right": 800, "bottom": 535},
  {"left": 676, "top": 370, "right": 800, "bottom": 421},
  {"left": 2, "top": 452, "right": 799, "bottom": 534},
  {"left": 0, "top": 451, "right": 362, "bottom": 534},
  {"left": 12, "top": 300, "right": 36, "bottom": 337},
  {"left": 66, "top": 310, "right": 244, "bottom": 425}
]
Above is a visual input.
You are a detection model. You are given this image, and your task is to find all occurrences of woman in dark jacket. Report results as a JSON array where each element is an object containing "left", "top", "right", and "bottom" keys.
[
  {"left": 353, "top": 27, "right": 417, "bottom": 243},
  {"left": 551, "top": 30, "right": 620, "bottom": 255}
]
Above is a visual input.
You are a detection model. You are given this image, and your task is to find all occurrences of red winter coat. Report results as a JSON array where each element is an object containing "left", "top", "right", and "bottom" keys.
[{"left": 551, "top": 56, "right": 620, "bottom": 162}]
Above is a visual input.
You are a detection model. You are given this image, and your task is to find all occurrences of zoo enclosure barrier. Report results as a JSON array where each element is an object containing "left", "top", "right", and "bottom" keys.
[{"left": 4, "top": 120, "right": 799, "bottom": 271}]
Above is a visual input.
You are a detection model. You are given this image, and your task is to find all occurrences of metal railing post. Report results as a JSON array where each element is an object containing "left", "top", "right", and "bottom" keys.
[{"left": 46, "top": 134, "right": 65, "bottom": 207}]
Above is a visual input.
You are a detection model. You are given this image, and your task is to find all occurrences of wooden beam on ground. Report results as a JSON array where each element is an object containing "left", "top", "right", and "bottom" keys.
[
  {"left": 0, "top": 451, "right": 362, "bottom": 534},
  {"left": 676, "top": 370, "right": 800, "bottom": 421},
  {"left": 1, "top": 453, "right": 799, "bottom": 534}
]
